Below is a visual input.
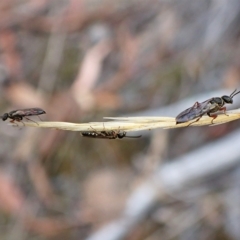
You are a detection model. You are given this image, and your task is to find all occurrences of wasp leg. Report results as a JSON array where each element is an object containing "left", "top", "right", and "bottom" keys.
[
  {"left": 101, "top": 123, "right": 112, "bottom": 137},
  {"left": 186, "top": 117, "right": 202, "bottom": 127},
  {"left": 24, "top": 117, "right": 39, "bottom": 125},
  {"left": 10, "top": 119, "right": 18, "bottom": 126},
  {"left": 219, "top": 107, "right": 228, "bottom": 116},
  {"left": 10, "top": 119, "right": 25, "bottom": 127},
  {"left": 90, "top": 126, "right": 106, "bottom": 137},
  {"left": 37, "top": 115, "right": 43, "bottom": 121},
  {"left": 207, "top": 113, "right": 217, "bottom": 124}
]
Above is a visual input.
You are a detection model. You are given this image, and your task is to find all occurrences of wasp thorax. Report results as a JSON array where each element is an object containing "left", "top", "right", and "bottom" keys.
[
  {"left": 222, "top": 95, "right": 233, "bottom": 104},
  {"left": 212, "top": 97, "right": 223, "bottom": 105}
]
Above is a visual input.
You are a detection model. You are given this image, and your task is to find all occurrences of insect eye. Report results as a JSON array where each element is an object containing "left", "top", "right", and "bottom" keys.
[{"left": 222, "top": 96, "right": 233, "bottom": 103}]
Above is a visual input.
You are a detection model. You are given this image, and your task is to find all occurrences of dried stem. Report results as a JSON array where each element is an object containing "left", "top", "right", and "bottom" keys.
[{"left": 10, "top": 108, "right": 240, "bottom": 132}]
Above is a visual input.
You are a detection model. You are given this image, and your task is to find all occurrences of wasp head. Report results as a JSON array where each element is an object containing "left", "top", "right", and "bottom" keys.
[
  {"left": 222, "top": 89, "right": 240, "bottom": 104},
  {"left": 117, "top": 132, "right": 126, "bottom": 139},
  {"left": 222, "top": 95, "right": 233, "bottom": 104},
  {"left": 1, "top": 113, "right": 9, "bottom": 121}
]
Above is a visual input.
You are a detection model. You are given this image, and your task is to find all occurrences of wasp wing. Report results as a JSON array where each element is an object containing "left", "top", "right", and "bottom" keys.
[
  {"left": 176, "top": 99, "right": 214, "bottom": 124},
  {"left": 10, "top": 108, "right": 46, "bottom": 117}
]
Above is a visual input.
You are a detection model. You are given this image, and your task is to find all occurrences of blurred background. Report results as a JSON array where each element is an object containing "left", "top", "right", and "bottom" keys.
[{"left": 0, "top": 0, "right": 240, "bottom": 239}]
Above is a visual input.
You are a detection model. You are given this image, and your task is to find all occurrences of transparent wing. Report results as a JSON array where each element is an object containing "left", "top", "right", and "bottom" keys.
[
  {"left": 10, "top": 108, "right": 45, "bottom": 117},
  {"left": 176, "top": 99, "right": 213, "bottom": 123}
]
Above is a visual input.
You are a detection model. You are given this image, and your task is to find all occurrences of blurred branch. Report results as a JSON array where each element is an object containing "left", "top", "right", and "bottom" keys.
[
  {"left": 37, "top": 17, "right": 67, "bottom": 94},
  {"left": 71, "top": 40, "right": 112, "bottom": 110},
  {"left": 0, "top": 0, "right": 48, "bottom": 29},
  {"left": 204, "top": 0, "right": 240, "bottom": 49}
]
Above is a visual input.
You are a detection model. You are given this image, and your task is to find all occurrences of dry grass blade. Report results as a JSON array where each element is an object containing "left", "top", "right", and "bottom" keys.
[{"left": 9, "top": 108, "right": 240, "bottom": 132}]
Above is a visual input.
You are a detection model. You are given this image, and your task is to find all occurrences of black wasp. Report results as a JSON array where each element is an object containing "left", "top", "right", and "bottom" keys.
[
  {"left": 1, "top": 108, "right": 46, "bottom": 123},
  {"left": 176, "top": 89, "right": 240, "bottom": 125},
  {"left": 81, "top": 129, "right": 141, "bottom": 139}
]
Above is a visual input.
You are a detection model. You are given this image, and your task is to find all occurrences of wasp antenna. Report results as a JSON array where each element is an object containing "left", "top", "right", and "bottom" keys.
[
  {"left": 231, "top": 89, "right": 237, "bottom": 96},
  {"left": 125, "top": 135, "right": 142, "bottom": 138},
  {"left": 230, "top": 89, "right": 237, "bottom": 97},
  {"left": 230, "top": 89, "right": 240, "bottom": 98}
]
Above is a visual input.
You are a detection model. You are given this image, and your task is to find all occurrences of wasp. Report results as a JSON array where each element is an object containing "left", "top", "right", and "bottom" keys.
[
  {"left": 176, "top": 89, "right": 240, "bottom": 125},
  {"left": 1, "top": 108, "right": 46, "bottom": 124},
  {"left": 81, "top": 129, "right": 141, "bottom": 139}
]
